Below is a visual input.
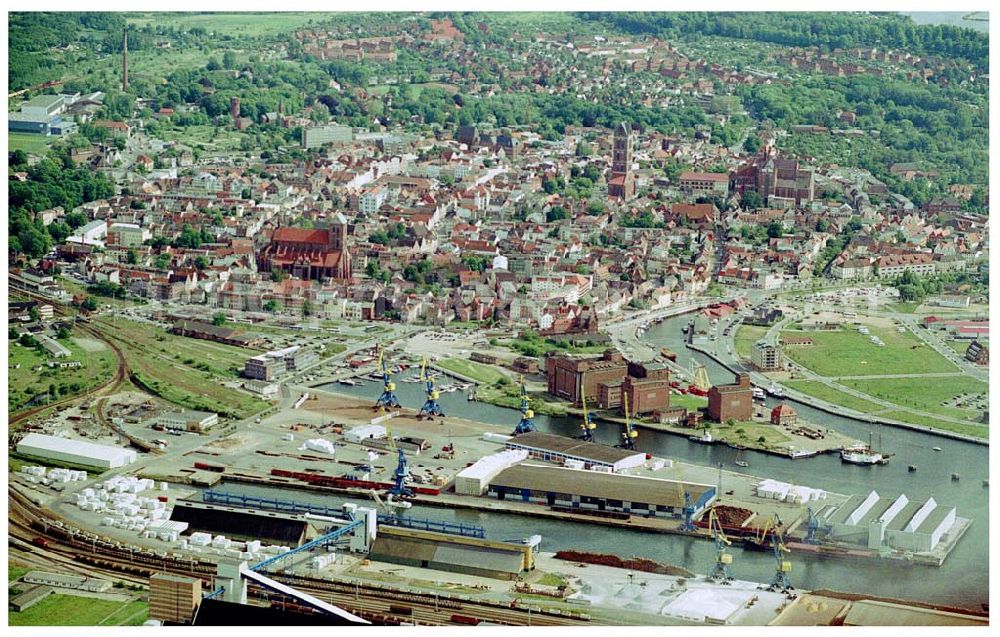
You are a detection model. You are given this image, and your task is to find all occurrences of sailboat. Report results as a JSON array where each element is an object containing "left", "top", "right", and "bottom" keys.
[{"left": 735, "top": 448, "right": 749, "bottom": 468}]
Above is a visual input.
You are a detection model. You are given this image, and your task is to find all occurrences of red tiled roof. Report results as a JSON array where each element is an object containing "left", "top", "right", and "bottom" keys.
[{"left": 272, "top": 228, "right": 330, "bottom": 245}]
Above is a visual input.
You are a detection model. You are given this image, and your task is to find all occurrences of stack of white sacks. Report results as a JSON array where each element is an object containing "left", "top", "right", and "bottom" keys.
[
  {"left": 76, "top": 476, "right": 184, "bottom": 539},
  {"left": 183, "top": 533, "right": 290, "bottom": 561},
  {"left": 301, "top": 438, "right": 336, "bottom": 455},
  {"left": 754, "top": 479, "right": 827, "bottom": 504},
  {"left": 311, "top": 552, "right": 337, "bottom": 570},
  {"left": 20, "top": 465, "right": 88, "bottom": 485}
]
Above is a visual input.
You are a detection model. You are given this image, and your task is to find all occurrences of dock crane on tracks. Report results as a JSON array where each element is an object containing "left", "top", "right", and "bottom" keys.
[
  {"left": 511, "top": 375, "right": 536, "bottom": 435},
  {"left": 707, "top": 507, "right": 734, "bottom": 584},
  {"left": 373, "top": 347, "right": 400, "bottom": 411},
  {"left": 672, "top": 462, "right": 697, "bottom": 532},
  {"left": 578, "top": 373, "right": 597, "bottom": 443},
  {"left": 388, "top": 449, "right": 414, "bottom": 501},
  {"left": 765, "top": 521, "right": 794, "bottom": 593},
  {"left": 804, "top": 507, "right": 821, "bottom": 545},
  {"left": 417, "top": 358, "right": 445, "bottom": 421},
  {"left": 618, "top": 392, "right": 638, "bottom": 450}
]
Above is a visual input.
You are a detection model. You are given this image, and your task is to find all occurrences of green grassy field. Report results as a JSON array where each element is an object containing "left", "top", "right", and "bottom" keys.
[
  {"left": 879, "top": 410, "right": 988, "bottom": 439},
  {"left": 840, "top": 376, "right": 988, "bottom": 421},
  {"left": 436, "top": 357, "right": 509, "bottom": 385},
  {"left": 9, "top": 594, "right": 147, "bottom": 626},
  {"left": 9, "top": 563, "right": 29, "bottom": 582},
  {"left": 8, "top": 132, "right": 53, "bottom": 154},
  {"left": 886, "top": 301, "right": 922, "bottom": 314},
  {"left": 668, "top": 393, "right": 709, "bottom": 412},
  {"left": 126, "top": 12, "right": 329, "bottom": 36},
  {"left": 711, "top": 421, "right": 791, "bottom": 447},
  {"left": 733, "top": 325, "right": 768, "bottom": 360},
  {"left": 782, "top": 380, "right": 883, "bottom": 413},
  {"left": 780, "top": 324, "right": 957, "bottom": 377},
  {"left": 8, "top": 331, "right": 117, "bottom": 414},
  {"left": 94, "top": 318, "right": 267, "bottom": 419}
]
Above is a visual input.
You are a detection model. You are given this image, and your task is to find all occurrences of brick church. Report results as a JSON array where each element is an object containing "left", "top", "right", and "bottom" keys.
[{"left": 258, "top": 213, "right": 352, "bottom": 281}]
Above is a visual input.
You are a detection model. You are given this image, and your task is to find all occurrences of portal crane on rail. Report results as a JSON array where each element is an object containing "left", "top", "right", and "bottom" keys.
[
  {"left": 511, "top": 375, "right": 536, "bottom": 435},
  {"left": 707, "top": 507, "right": 734, "bottom": 584},
  {"left": 766, "top": 521, "right": 794, "bottom": 593},
  {"left": 619, "top": 392, "right": 638, "bottom": 450},
  {"left": 417, "top": 358, "right": 445, "bottom": 421},
  {"left": 578, "top": 373, "right": 597, "bottom": 443},
  {"left": 388, "top": 449, "right": 414, "bottom": 499},
  {"left": 373, "top": 347, "right": 400, "bottom": 411},
  {"left": 672, "top": 462, "right": 697, "bottom": 532}
]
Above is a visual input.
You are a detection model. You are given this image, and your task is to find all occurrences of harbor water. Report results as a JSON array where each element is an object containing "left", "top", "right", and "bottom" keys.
[{"left": 299, "top": 315, "right": 987, "bottom": 609}]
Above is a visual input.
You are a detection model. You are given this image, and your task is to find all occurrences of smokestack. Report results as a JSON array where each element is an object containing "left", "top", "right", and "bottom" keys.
[{"left": 122, "top": 27, "right": 129, "bottom": 91}]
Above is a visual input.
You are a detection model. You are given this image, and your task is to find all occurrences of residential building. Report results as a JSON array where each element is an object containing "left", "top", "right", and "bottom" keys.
[{"left": 750, "top": 340, "right": 782, "bottom": 371}]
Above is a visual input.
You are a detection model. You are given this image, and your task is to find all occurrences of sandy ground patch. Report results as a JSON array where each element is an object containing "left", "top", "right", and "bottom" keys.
[{"left": 72, "top": 337, "right": 108, "bottom": 352}]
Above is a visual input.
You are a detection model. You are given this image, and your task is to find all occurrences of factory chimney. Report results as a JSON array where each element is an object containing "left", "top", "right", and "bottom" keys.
[{"left": 122, "top": 27, "right": 129, "bottom": 91}]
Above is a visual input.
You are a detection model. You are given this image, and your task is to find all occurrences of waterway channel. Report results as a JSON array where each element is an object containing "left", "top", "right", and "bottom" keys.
[{"left": 245, "top": 312, "right": 988, "bottom": 609}]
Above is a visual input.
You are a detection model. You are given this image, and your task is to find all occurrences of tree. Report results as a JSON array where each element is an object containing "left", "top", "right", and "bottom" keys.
[
  {"left": 263, "top": 299, "right": 281, "bottom": 313},
  {"left": 766, "top": 221, "right": 784, "bottom": 239},
  {"left": 29, "top": 306, "right": 41, "bottom": 322},
  {"left": 740, "top": 190, "right": 764, "bottom": 210},
  {"left": 743, "top": 134, "right": 761, "bottom": 154},
  {"left": 222, "top": 51, "right": 237, "bottom": 70},
  {"left": 126, "top": 248, "right": 138, "bottom": 264},
  {"left": 815, "top": 218, "right": 830, "bottom": 232},
  {"left": 302, "top": 299, "right": 314, "bottom": 317},
  {"left": 211, "top": 312, "right": 226, "bottom": 326},
  {"left": 194, "top": 256, "right": 209, "bottom": 270},
  {"left": 56, "top": 326, "right": 71, "bottom": 340},
  {"left": 9, "top": 327, "right": 18, "bottom": 340},
  {"left": 546, "top": 206, "right": 568, "bottom": 223},
  {"left": 81, "top": 297, "right": 98, "bottom": 311}
]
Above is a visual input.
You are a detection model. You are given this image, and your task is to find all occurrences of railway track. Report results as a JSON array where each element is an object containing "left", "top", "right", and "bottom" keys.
[
  {"left": 10, "top": 291, "right": 130, "bottom": 428},
  {"left": 8, "top": 485, "right": 592, "bottom": 626}
]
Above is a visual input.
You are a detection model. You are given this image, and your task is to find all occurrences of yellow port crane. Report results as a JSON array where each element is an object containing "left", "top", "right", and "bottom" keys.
[
  {"left": 766, "top": 517, "right": 794, "bottom": 593},
  {"left": 707, "top": 507, "right": 734, "bottom": 583},
  {"left": 620, "top": 392, "right": 638, "bottom": 450},
  {"left": 579, "top": 373, "right": 597, "bottom": 443}
]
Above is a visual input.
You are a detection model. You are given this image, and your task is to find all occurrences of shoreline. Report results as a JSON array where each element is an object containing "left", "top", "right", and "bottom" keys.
[{"left": 685, "top": 342, "right": 988, "bottom": 446}]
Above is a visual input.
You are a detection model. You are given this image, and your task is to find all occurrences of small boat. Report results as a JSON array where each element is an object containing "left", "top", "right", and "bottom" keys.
[
  {"left": 681, "top": 325, "right": 689, "bottom": 334},
  {"left": 767, "top": 383, "right": 785, "bottom": 399},
  {"left": 932, "top": 446, "right": 942, "bottom": 452},
  {"left": 338, "top": 378, "right": 357, "bottom": 386},
  {"left": 689, "top": 431, "right": 713, "bottom": 444},
  {"left": 908, "top": 465, "right": 917, "bottom": 472},
  {"left": 752, "top": 387, "right": 766, "bottom": 402},
  {"left": 735, "top": 460, "right": 749, "bottom": 468},
  {"left": 951, "top": 473, "right": 961, "bottom": 481}
]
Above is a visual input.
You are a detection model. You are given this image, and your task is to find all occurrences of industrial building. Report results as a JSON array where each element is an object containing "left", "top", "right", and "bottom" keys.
[
  {"left": 156, "top": 410, "right": 219, "bottom": 432},
  {"left": 546, "top": 351, "right": 671, "bottom": 412},
  {"left": 244, "top": 346, "right": 318, "bottom": 380},
  {"left": 37, "top": 334, "right": 71, "bottom": 358},
  {"left": 486, "top": 463, "right": 716, "bottom": 520},
  {"left": 149, "top": 573, "right": 202, "bottom": 624},
  {"left": 821, "top": 490, "right": 958, "bottom": 552},
  {"left": 454, "top": 449, "right": 529, "bottom": 495},
  {"left": 707, "top": 373, "right": 753, "bottom": 423},
  {"left": 17, "top": 433, "right": 137, "bottom": 469},
  {"left": 504, "top": 431, "right": 646, "bottom": 472},
  {"left": 169, "top": 501, "right": 312, "bottom": 545},
  {"left": 23, "top": 571, "right": 112, "bottom": 593},
  {"left": 301, "top": 124, "right": 354, "bottom": 148},
  {"left": 8, "top": 94, "right": 77, "bottom": 136},
  {"left": 368, "top": 526, "right": 535, "bottom": 580}
]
